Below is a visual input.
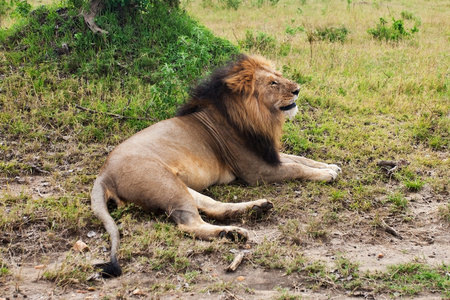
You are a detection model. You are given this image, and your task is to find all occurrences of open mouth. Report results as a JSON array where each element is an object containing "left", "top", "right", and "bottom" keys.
[{"left": 279, "top": 103, "right": 297, "bottom": 111}]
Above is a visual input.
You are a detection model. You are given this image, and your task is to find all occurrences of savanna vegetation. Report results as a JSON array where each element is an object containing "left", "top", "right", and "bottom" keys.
[{"left": 0, "top": 0, "right": 449, "bottom": 298}]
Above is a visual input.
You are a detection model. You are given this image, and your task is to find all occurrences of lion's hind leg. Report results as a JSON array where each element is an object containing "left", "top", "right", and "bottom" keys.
[
  {"left": 136, "top": 168, "right": 250, "bottom": 242},
  {"left": 188, "top": 188, "right": 273, "bottom": 220},
  {"left": 175, "top": 211, "right": 249, "bottom": 242}
]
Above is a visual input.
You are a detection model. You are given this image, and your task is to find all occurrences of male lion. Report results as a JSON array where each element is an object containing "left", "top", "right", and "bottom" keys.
[{"left": 91, "top": 55, "right": 341, "bottom": 277}]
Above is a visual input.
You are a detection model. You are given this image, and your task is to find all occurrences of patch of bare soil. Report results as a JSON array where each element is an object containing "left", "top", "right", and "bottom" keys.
[{"left": 1, "top": 177, "right": 449, "bottom": 300}]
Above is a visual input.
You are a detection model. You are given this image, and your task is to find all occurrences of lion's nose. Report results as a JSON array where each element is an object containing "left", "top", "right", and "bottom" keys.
[{"left": 292, "top": 89, "right": 300, "bottom": 96}]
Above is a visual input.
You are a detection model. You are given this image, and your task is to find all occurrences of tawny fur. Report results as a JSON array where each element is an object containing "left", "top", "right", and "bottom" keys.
[{"left": 91, "top": 54, "right": 341, "bottom": 277}]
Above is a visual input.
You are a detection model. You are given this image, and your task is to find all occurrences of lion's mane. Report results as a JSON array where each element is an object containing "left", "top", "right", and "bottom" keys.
[{"left": 177, "top": 54, "right": 284, "bottom": 165}]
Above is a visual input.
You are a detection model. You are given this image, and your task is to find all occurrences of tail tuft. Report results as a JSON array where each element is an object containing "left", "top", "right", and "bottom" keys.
[{"left": 101, "top": 259, "right": 122, "bottom": 278}]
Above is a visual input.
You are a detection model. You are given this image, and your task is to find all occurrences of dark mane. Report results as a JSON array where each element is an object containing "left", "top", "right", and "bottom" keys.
[
  {"left": 176, "top": 54, "right": 281, "bottom": 166},
  {"left": 177, "top": 55, "right": 242, "bottom": 118}
]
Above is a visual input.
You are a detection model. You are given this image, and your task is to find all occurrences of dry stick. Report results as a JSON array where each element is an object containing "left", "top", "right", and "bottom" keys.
[
  {"left": 232, "top": 29, "right": 239, "bottom": 44},
  {"left": 75, "top": 104, "right": 156, "bottom": 122},
  {"left": 377, "top": 160, "right": 410, "bottom": 175},
  {"left": 226, "top": 252, "right": 245, "bottom": 272},
  {"left": 380, "top": 220, "right": 403, "bottom": 240},
  {"left": 225, "top": 288, "right": 245, "bottom": 300},
  {"left": 377, "top": 160, "right": 398, "bottom": 168},
  {"left": 121, "top": 98, "right": 132, "bottom": 116}
]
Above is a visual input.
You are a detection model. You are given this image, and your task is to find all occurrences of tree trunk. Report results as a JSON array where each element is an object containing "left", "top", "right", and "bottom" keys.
[{"left": 82, "top": 0, "right": 108, "bottom": 35}]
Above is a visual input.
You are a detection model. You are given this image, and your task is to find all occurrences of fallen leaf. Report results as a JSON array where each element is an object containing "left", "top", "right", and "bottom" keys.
[
  {"left": 132, "top": 289, "right": 146, "bottom": 296},
  {"left": 73, "top": 240, "right": 89, "bottom": 252},
  {"left": 35, "top": 265, "right": 46, "bottom": 269},
  {"left": 236, "top": 276, "right": 245, "bottom": 282}
]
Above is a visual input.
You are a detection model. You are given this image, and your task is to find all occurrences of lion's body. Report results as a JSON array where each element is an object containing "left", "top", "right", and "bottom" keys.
[{"left": 91, "top": 55, "right": 341, "bottom": 277}]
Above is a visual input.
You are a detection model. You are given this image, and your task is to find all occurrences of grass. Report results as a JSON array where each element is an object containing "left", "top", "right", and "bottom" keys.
[
  {"left": 369, "top": 262, "right": 450, "bottom": 298},
  {"left": 0, "top": 0, "right": 449, "bottom": 298}
]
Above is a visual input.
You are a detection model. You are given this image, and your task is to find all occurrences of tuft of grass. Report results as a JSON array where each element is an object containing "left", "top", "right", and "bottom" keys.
[
  {"left": 306, "top": 219, "right": 328, "bottom": 239},
  {"left": 252, "top": 239, "right": 287, "bottom": 269},
  {"left": 43, "top": 252, "right": 94, "bottom": 286},
  {"left": 274, "top": 288, "right": 302, "bottom": 300},
  {"left": 393, "top": 168, "right": 426, "bottom": 192},
  {"left": 438, "top": 203, "right": 450, "bottom": 223},
  {"left": 387, "top": 192, "right": 408, "bottom": 212},
  {"left": 404, "top": 179, "right": 425, "bottom": 192},
  {"left": 411, "top": 111, "right": 449, "bottom": 150},
  {"left": 238, "top": 29, "right": 277, "bottom": 53},
  {"left": 313, "top": 26, "right": 349, "bottom": 43},
  {"left": 0, "top": 259, "right": 9, "bottom": 277},
  {"left": 219, "top": 0, "right": 242, "bottom": 10}
]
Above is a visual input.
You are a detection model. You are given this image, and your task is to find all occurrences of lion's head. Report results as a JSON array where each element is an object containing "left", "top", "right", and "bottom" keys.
[{"left": 178, "top": 55, "right": 300, "bottom": 165}]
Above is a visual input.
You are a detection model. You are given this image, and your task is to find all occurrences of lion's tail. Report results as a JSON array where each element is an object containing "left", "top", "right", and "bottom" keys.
[{"left": 91, "top": 176, "right": 122, "bottom": 277}]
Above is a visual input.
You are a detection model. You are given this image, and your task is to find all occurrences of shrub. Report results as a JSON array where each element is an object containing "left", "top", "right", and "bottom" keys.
[{"left": 368, "top": 17, "right": 419, "bottom": 42}]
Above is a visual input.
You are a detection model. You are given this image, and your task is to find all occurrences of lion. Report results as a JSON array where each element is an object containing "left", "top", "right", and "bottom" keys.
[{"left": 91, "top": 54, "right": 341, "bottom": 277}]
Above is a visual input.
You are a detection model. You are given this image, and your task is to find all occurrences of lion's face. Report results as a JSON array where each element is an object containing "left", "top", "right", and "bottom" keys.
[
  {"left": 220, "top": 56, "right": 301, "bottom": 158},
  {"left": 254, "top": 68, "right": 300, "bottom": 120},
  {"left": 224, "top": 56, "right": 300, "bottom": 122}
]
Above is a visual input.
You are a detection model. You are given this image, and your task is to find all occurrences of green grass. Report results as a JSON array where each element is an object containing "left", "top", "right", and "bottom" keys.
[
  {"left": 0, "top": 1, "right": 237, "bottom": 153},
  {"left": 369, "top": 263, "right": 450, "bottom": 298},
  {"left": 1, "top": 0, "right": 449, "bottom": 298}
]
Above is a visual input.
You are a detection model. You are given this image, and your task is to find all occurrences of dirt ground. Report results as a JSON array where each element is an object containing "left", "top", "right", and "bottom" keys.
[{"left": 1, "top": 175, "right": 449, "bottom": 300}]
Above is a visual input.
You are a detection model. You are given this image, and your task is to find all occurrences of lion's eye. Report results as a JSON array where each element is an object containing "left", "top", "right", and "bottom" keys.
[{"left": 271, "top": 81, "right": 278, "bottom": 86}]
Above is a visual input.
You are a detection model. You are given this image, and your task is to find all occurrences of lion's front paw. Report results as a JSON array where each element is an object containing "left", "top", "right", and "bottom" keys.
[
  {"left": 315, "top": 169, "right": 338, "bottom": 182},
  {"left": 327, "top": 164, "right": 341, "bottom": 173},
  {"left": 327, "top": 169, "right": 338, "bottom": 181},
  {"left": 219, "top": 227, "right": 249, "bottom": 242}
]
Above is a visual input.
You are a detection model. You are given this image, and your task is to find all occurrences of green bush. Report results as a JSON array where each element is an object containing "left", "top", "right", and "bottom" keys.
[{"left": 368, "top": 17, "right": 419, "bottom": 42}]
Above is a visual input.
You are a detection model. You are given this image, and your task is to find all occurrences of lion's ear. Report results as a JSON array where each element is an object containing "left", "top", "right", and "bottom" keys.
[{"left": 225, "top": 60, "right": 256, "bottom": 95}]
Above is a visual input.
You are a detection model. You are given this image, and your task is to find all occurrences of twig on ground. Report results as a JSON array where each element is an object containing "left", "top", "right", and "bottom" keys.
[
  {"left": 29, "top": 164, "right": 50, "bottom": 175},
  {"left": 225, "top": 288, "right": 245, "bottom": 300},
  {"left": 377, "top": 159, "right": 410, "bottom": 175},
  {"left": 75, "top": 104, "right": 156, "bottom": 122},
  {"left": 226, "top": 252, "right": 245, "bottom": 272},
  {"left": 380, "top": 220, "right": 403, "bottom": 240},
  {"left": 232, "top": 29, "right": 239, "bottom": 44}
]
